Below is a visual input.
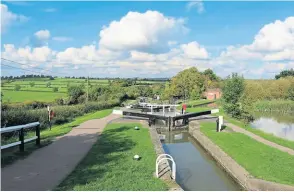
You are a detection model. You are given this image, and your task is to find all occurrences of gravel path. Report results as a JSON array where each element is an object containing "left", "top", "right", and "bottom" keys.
[{"left": 1, "top": 114, "right": 120, "bottom": 191}]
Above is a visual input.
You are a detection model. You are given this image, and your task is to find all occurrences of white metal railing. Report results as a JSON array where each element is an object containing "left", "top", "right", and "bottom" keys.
[
  {"left": 156, "top": 154, "right": 176, "bottom": 180},
  {"left": 1, "top": 122, "right": 41, "bottom": 151}
]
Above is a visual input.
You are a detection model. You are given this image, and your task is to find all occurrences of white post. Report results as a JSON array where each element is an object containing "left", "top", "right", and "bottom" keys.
[
  {"left": 218, "top": 116, "right": 223, "bottom": 132},
  {"left": 151, "top": 105, "right": 153, "bottom": 114},
  {"left": 163, "top": 105, "right": 165, "bottom": 116}
]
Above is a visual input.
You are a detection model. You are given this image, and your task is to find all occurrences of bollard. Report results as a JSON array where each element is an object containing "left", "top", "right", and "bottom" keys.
[{"left": 216, "top": 118, "right": 219, "bottom": 132}]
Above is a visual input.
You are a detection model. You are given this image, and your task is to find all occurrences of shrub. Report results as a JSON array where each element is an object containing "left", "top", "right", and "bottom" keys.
[
  {"left": 46, "top": 82, "right": 51, "bottom": 88},
  {"left": 14, "top": 84, "right": 21, "bottom": 91},
  {"left": 53, "top": 87, "right": 59, "bottom": 92},
  {"left": 29, "top": 82, "right": 35, "bottom": 87},
  {"left": 288, "top": 85, "right": 294, "bottom": 101},
  {"left": 1, "top": 100, "right": 120, "bottom": 130}
]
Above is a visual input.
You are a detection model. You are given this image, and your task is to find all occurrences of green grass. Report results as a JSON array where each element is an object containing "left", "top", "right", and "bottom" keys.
[
  {"left": 186, "top": 107, "right": 212, "bottom": 113},
  {"left": 56, "top": 123, "right": 168, "bottom": 191},
  {"left": 2, "top": 90, "right": 66, "bottom": 103},
  {"left": 211, "top": 108, "right": 294, "bottom": 150},
  {"left": 1, "top": 109, "right": 113, "bottom": 167},
  {"left": 200, "top": 122, "right": 294, "bottom": 186}
]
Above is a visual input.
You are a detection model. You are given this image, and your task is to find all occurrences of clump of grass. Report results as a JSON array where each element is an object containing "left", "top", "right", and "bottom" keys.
[{"left": 200, "top": 122, "right": 294, "bottom": 186}]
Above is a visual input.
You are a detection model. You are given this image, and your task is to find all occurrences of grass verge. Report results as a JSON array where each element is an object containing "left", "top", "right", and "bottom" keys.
[
  {"left": 211, "top": 109, "right": 294, "bottom": 150},
  {"left": 186, "top": 107, "right": 212, "bottom": 113},
  {"left": 56, "top": 123, "right": 168, "bottom": 191},
  {"left": 1, "top": 109, "right": 113, "bottom": 167},
  {"left": 200, "top": 122, "right": 294, "bottom": 186}
]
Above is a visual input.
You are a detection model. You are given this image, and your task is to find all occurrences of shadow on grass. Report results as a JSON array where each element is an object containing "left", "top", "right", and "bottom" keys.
[
  {"left": 220, "top": 125, "right": 227, "bottom": 131},
  {"left": 56, "top": 125, "right": 136, "bottom": 191}
]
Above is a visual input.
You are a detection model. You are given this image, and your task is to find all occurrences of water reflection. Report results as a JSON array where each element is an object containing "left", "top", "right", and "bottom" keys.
[
  {"left": 251, "top": 112, "right": 294, "bottom": 141},
  {"left": 160, "top": 131, "right": 239, "bottom": 191}
]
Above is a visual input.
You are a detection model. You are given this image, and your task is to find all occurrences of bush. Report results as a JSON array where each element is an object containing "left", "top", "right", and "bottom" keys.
[
  {"left": 46, "top": 82, "right": 51, "bottom": 88},
  {"left": 288, "top": 85, "right": 294, "bottom": 101},
  {"left": 29, "top": 82, "right": 35, "bottom": 87},
  {"left": 1, "top": 100, "right": 120, "bottom": 130},
  {"left": 14, "top": 84, "right": 21, "bottom": 91},
  {"left": 53, "top": 87, "right": 59, "bottom": 92},
  {"left": 67, "top": 85, "right": 85, "bottom": 104}
]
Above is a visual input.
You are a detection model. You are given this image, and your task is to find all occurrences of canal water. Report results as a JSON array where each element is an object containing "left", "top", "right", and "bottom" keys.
[
  {"left": 251, "top": 111, "right": 294, "bottom": 141},
  {"left": 159, "top": 130, "right": 240, "bottom": 191}
]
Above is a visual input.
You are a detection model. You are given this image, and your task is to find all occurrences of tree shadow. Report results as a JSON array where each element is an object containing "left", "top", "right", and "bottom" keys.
[{"left": 56, "top": 125, "right": 136, "bottom": 191}]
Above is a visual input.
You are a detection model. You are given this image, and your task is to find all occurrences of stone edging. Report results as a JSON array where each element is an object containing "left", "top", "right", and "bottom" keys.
[
  {"left": 146, "top": 121, "right": 183, "bottom": 191},
  {"left": 189, "top": 121, "right": 294, "bottom": 191}
]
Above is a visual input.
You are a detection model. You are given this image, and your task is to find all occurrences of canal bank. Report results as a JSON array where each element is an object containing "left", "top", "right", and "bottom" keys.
[
  {"left": 190, "top": 121, "right": 294, "bottom": 190},
  {"left": 150, "top": 119, "right": 240, "bottom": 191}
]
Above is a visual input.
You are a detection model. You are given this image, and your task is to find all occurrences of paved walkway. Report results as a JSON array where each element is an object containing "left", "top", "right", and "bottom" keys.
[
  {"left": 1, "top": 114, "right": 120, "bottom": 191},
  {"left": 226, "top": 123, "right": 294, "bottom": 156}
]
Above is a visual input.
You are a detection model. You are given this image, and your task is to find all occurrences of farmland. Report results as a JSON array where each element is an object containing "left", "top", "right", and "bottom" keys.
[{"left": 1, "top": 78, "right": 165, "bottom": 103}]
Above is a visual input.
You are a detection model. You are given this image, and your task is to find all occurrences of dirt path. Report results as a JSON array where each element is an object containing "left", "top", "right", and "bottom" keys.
[
  {"left": 1, "top": 114, "right": 120, "bottom": 191},
  {"left": 226, "top": 123, "right": 294, "bottom": 156}
]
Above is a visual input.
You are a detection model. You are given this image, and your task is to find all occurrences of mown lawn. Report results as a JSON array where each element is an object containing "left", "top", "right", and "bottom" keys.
[
  {"left": 56, "top": 123, "right": 168, "bottom": 191},
  {"left": 1, "top": 109, "right": 113, "bottom": 167},
  {"left": 200, "top": 122, "right": 294, "bottom": 186}
]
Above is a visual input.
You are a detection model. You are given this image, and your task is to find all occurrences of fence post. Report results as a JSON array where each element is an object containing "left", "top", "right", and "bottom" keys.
[
  {"left": 36, "top": 124, "right": 40, "bottom": 146},
  {"left": 19, "top": 128, "right": 24, "bottom": 152}
]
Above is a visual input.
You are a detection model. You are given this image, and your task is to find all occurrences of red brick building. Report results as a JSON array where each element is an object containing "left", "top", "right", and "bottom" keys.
[{"left": 204, "top": 88, "right": 222, "bottom": 100}]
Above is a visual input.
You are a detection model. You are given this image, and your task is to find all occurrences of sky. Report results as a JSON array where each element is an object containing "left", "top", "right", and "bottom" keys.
[{"left": 1, "top": 1, "right": 294, "bottom": 79}]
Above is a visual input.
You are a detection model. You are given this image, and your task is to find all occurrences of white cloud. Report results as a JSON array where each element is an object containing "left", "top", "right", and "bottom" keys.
[
  {"left": 186, "top": 1, "right": 204, "bottom": 14},
  {"left": 34, "top": 29, "right": 50, "bottom": 41},
  {"left": 1, "top": 3, "right": 28, "bottom": 33},
  {"left": 52, "top": 36, "right": 72, "bottom": 42},
  {"left": 250, "top": 17, "right": 294, "bottom": 52},
  {"left": 263, "top": 48, "right": 294, "bottom": 61},
  {"left": 2, "top": 44, "right": 55, "bottom": 64},
  {"left": 99, "top": 10, "right": 188, "bottom": 53},
  {"left": 44, "top": 8, "right": 57, "bottom": 12},
  {"left": 212, "top": 16, "right": 294, "bottom": 76},
  {"left": 180, "top": 41, "right": 209, "bottom": 59}
]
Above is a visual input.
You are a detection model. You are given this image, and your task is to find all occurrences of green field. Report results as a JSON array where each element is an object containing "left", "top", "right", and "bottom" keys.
[
  {"left": 1, "top": 78, "right": 165, "bottom": 103},
  {"left": 200, "top": 122, "right": 294, "bottom": 186},
  {"left": 57, "top": 123, "right": 168, "bottom": 191},
  {"left": 2, "top": 90, "right": 66, "bottom": 102}
]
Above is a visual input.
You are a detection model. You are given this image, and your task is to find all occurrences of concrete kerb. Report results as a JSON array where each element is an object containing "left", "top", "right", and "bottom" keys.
[
  {"left": 148, "top": 124, "right": 183, "bottom": 191},
  {"left": 189, "top": 121, "right": 294, "bottom": 191}
]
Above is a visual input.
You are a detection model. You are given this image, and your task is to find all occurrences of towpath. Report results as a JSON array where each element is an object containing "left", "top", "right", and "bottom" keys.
[
  {"left": 1, "top": 114, "right": 120, "bottom": 191},
  {"left": 191, "top": 115, "right": 294, "bottom": 156}
]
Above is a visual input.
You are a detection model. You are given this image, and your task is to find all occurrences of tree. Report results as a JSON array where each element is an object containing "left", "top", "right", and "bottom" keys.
[
  {"left": 167, "top": 67, "right": 205, "bottom": 100},
  {"left": 222, "top": 73, "right": 245, "bottom": 119},
  {"left": 14, "top": 84, "right": 21, "bottom": 91},
  {"left": 53, "top": 87, "right": 59, "bottom": 92},
  {"left": 67, "top": 85, "right": 85, "bottom": 104},
  {"left": 275, "top": 68, "right": 294, "bottom": 79},
  {"left": 46, "top": 82, "right": 51, "bottom": 88},
  {"left": 29, "top": 82, "right": 35, "bottom": 87}
]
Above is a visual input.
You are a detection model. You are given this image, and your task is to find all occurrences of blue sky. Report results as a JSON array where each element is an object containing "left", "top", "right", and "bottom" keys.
[{"left": 1, "top": 1, "right": 294, "bottom": 78}]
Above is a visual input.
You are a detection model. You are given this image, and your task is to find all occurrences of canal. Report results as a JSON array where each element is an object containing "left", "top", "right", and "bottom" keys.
[
  {"left": 251, "top": 111, "right": 294, "bottom": 141},
  {"left": 159, "top": 129, "right": 240, "bottom": 191}
]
